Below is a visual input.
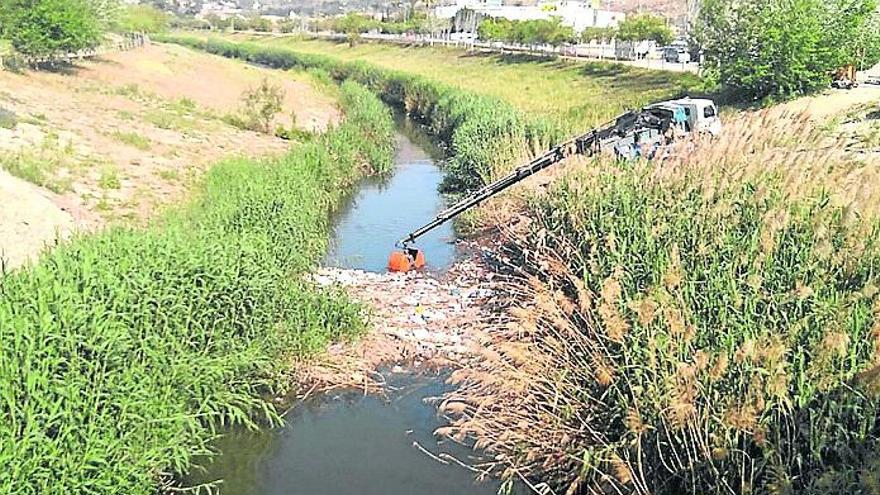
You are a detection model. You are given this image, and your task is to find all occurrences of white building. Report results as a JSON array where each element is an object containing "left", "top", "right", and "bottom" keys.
[
  {"left": 435, "top": 0, "right": 625, "bottom": 32},
  {"left": 198, "top": 0, "right": 244, "bottom": 18}
]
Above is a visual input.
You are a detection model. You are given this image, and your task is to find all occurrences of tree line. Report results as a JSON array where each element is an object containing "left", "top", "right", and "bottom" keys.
[
  {"left": 698, "top": 0, "right": 880, "bottom": 100},
  {"left": 477, "top": 13, "right": 673, "bottom": 46}
]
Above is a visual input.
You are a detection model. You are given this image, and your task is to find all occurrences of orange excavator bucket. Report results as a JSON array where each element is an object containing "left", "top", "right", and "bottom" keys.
[{"left": 388, "top": 247, "right": 425, "bottom": 272}]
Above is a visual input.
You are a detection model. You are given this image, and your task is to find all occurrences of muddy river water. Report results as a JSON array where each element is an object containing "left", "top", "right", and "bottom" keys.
[
  {"left": 324, "top": 116, "right": 456, "bottom": 272},
  {"left": 186, "top": 119, "right": 510, "bottom": 494}
]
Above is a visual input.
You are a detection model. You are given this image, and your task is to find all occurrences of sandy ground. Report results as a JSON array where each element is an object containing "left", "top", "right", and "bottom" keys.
[
  {"left": 0, "top": 169, "right": 79, "bottom": 269},
  {"left": 785, "top": 85, "right": 880, "bottom": 120},
  {"left": 0, "top": 42, "right": 340, "bottom": 269},
  {"left": 75, "top": 43, "right": 339, "bottom": 132}
]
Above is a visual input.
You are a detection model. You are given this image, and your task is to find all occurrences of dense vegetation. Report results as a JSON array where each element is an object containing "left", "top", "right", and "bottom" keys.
[
  {"left": 478, "top": 13, "right": 672, "bottom": 46},
  {"left": 477, "top": 16, "right": 575, "bottom": 47},
  {"left": 614, "top": 13, "right": 674, "bottom": 44},
  {"left": 446, "top": 111, "right": 880, "bottom": 494},
  {"left": 0, "top": 0, "right": 110, "bottom": 57},
  {"left": 697, "top": 0, "right": 880, "bottom": 100},
  {"left": 157, "top": 34, "right": 563, "bottom": 190},
  {"left": 0, "top": 0, "right": 170, "bottom": 57},
  {"left": 0, "top": 81, "right": 393, "bottom": 494}
]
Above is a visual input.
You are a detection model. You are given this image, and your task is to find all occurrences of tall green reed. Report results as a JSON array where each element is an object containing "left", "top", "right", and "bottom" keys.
[
  {"left": 444, "top": 111, "right": 880, "bottom": 495},
  {"left": 0, "top": 81, "right": 393, "bottom": 494}
]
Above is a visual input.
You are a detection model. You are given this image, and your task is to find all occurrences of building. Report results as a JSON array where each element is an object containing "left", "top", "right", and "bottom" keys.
[
  {"left": 198, "top": 0, "right": 244, "bottom": 18},
  {"left": 435, "top": 0, "right": 625, "bottom": 32}
]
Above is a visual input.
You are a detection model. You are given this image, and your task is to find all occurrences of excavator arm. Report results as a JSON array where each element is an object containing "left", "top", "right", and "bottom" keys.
[
  {"left": 387, "top": 128, "right": 604, "bottom": 272},
  {"left": 387, "top": 108, "right": 674, "bottom": 272}
]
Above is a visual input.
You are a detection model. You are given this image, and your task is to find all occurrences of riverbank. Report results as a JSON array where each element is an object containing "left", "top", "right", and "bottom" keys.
[
  {"left": 0, "top": 82, "right": 393, "bottom": 494},
  {"left": 0, "top": 42, "right": 340, "bottom": 268},
  {"left": 165, "top": 34, "right": 880, "bottom": 494}
]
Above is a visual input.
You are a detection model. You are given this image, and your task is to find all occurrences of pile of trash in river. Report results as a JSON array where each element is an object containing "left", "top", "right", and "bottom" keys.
[{"left": 299, "top": 252, "right": 500, "bottom": 394}]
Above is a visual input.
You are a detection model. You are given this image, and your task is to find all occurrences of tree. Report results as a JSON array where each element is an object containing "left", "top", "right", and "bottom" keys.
[
  {"left": 333, "top": 12, "right": 376, "bottom": 45},
  {"left": 477, "top": 17, "right": 513, "bottom": 42},
  {"left": 478, "top": 17, "right": 573, "bottom": 48},
  {"left": 204, "top": 14, "right": 231, "bottom": 30},
  {"left": 580, "top": 26, "right": 616, "bottom": 43},
  {"left": 538, "top": 17, "right": 574, "bottom": 46},
  {"left": 697, "top": 0, "right": 877, "bottom": 100},
  {"left": 277, "top": 18, "right": 299, "bottom": 33},
  {"left": 852, "top": 10, "right": 880, "bottom": 70},
  {"left": 3, "top": 0, "right": 106, "bottom": 57},
  {"left": 616, "top": 13, "right": 673, "bottom": 44}
]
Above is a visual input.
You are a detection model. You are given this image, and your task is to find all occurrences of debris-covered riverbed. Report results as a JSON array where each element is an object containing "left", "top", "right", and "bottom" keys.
[{"left": 303, "top": 245, "right": 500, "bottom": 393}]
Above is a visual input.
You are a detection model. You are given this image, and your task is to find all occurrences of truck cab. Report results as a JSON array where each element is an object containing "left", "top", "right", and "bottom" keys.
[
  {"left": 671, "top": 98, "right": 722, "bottom": 136},
  {"left": 644, "top": 98, "right": 721, "bottom": 136}
]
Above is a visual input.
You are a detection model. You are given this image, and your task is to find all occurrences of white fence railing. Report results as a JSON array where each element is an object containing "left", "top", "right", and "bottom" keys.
[
  {"left": 234, "top": 30, "right": 700, "bottom": 74},
  {"left": 0, "top": 32, "right": 150, "bottom": 70}
]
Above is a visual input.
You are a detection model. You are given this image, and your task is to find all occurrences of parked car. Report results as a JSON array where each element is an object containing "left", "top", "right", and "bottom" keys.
[{"left": 663, "top": 46, "right": 691, "bottom": 63}]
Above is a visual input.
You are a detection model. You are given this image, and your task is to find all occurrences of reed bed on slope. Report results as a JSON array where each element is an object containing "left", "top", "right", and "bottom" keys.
[
  {"left": 441, "top": 109, "right": 880, "bottom": 495},
  {"left": 156, "top": 34, "right": 561, "bottom": 191},
  {"left": 0, "top": 81, "right": 393, "bottom": 494}
]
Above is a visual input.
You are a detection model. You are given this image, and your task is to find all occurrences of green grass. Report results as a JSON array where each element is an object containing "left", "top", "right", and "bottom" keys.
[
  {"left": 116, "top": 110, "right": 136, "bottom": 121},
  {"left": 157, "top": 168, "right": 180, "bottom": 182},
  {"left": 111, "top": 130, "right": 152, "bottom": 150},
  {"left": 115, "top": 83, "right": 143, "bottom": 99},
  {"left": 0, "top": 81, "right": 394, "bottom": 494},
  {"left": 225, "top": 33, "right": 704, "bottom": 133},
  {"left": 0, "top": 136, "right": 76, "bottom": 193},
  {"left": 98, "top": 165, "right": 122, "bottom": 189}
]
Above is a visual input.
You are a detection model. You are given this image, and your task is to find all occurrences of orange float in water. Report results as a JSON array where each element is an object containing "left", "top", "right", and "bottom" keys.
[{"left": 387, "top": 248, "right": 425, "bottom": 272}]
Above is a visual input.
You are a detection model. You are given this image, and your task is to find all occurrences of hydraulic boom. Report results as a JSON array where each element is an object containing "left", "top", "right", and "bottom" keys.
[
  {"left": 387, "top": 97, "right": 720, "bottom": 272},
  {"left": 386, "top": 127, "right": 604, "bottom": 272}
]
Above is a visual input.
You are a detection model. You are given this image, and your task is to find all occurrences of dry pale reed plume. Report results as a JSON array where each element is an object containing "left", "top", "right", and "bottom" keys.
[{"left": 442, "top": 107, "right": 880, "bottom": 495}]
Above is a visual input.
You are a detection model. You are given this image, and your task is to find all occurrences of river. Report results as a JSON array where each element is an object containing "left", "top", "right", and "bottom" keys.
[{"left": 185, "top": 118, "right": 509, "bottom": 494}]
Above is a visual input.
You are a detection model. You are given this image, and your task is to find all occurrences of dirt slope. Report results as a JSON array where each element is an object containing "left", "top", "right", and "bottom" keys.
[
  {"left": 0, "top": 42, "right": 340, "bottom": 268},
  {"left": 0, "top": 169, "right": 87, "bottom": 269}
]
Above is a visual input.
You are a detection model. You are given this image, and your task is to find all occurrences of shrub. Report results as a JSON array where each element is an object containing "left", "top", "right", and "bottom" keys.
[
  {"left": 239, "top": 78, "right": 285, "bottom": 134},
  {"left": 3, "top": 0, "right": 104, "bottom": 57},
  {"left": 0, "top": 81, "right": 393, "bottom": 494}
]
